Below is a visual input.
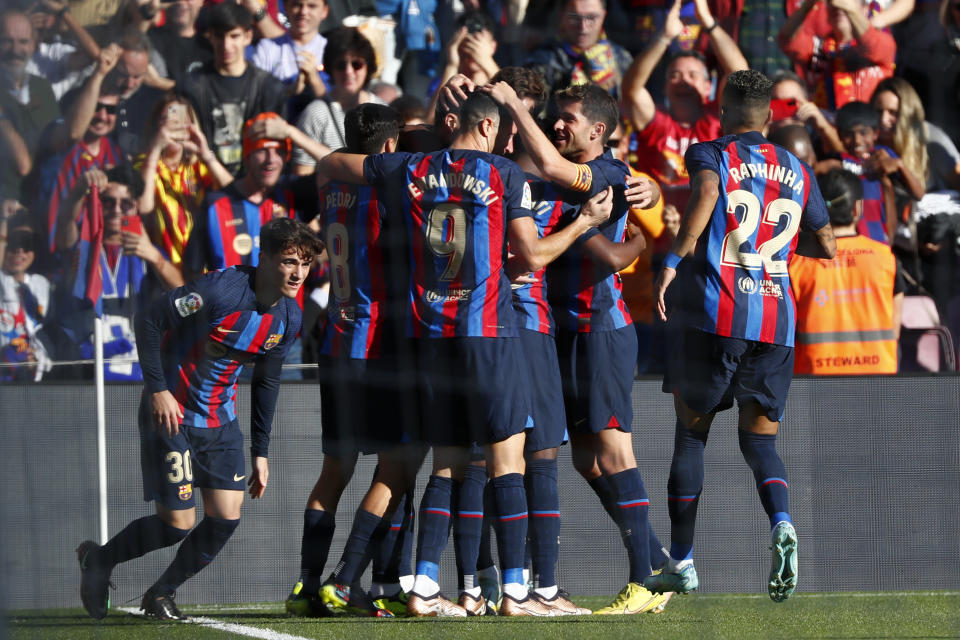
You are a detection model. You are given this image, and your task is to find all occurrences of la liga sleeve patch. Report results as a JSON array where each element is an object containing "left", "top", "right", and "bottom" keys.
[{"left": 175, "top": 292, "right": 203, "bottom": 318}]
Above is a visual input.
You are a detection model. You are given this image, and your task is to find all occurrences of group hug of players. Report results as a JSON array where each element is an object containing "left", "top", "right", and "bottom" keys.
[{"left": 75, "top": 65, "right": 836, "bottom": 621}]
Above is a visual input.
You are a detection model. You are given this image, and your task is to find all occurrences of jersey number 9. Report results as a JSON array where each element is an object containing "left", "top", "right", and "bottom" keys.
[{"left": 426, "top": 204, "right": 467, "bottom": 281}]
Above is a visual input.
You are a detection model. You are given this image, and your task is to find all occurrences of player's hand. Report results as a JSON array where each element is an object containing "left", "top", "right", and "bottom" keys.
[
  {"left": 625, "top": 174, "right": 660, "bottom": 209},
  {"left": 438, "top": 74, "right": 475, "bottom": 113},
  {"left": 444, "top": 26, "right": 467, "bottom": 68},
  {"left": 693, "top": 0, "right": 715, "bottom": 30},
  {"left": 151, "top": 390, "right": 183, "bottom": 437},
  {"left": 481, "top": 80, "right": 518, "bottom": 107},
  {"left": 654, "top": 264, "right": 678, "bottom": 322},
  {"left": 580, "top": 186, "right": 613, "bottom": 228},
  {"left": 245, "top": 114, "right": 290, "bottom": 142},
  {"left": 248, "top": 456, "right": 269, "bottom": 499},
  {"left": 663, "top": 0, "right": 684, "bottom": 41}
]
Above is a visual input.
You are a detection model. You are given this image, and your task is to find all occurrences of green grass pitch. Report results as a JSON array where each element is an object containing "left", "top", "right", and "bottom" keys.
[{"left": 8, "top": 592, "right": 959, "bottom": 640}]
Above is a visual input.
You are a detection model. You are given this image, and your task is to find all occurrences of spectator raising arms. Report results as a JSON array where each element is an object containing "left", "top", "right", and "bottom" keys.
[{"left": 135, "top": 95, "right": 234, "bottom": 270}]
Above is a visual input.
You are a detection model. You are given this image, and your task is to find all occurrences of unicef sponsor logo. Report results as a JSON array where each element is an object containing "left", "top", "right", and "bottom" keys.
[{"left": 738, "top": 276, "right": 758, "bottom": 295}]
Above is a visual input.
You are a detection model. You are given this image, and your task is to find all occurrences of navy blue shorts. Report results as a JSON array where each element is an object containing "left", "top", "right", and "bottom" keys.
[
  {"left": 417, "top": 337, "right": 530, "bottom": 447},
  {"left": 663, "top": 326, "right": 795, "bottom": 421},
  {"left": 139, "top": 399, "right": 245, "bottom": 510},
  {"left": 519, "top": 330, "right": 567, "bottom": 452},
  {"left": 555, "top": 326, "right": 637, "bottom": 434},
  {"left": 318, "top": 352, "right": 413, "bottom": 457}
]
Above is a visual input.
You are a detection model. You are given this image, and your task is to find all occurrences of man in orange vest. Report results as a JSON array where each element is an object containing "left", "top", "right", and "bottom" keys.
[{"left": 790, "top": 168, "right": 903, "bottom": 374}]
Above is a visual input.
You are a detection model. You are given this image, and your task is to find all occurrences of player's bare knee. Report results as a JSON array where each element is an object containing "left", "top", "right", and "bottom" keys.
[
  {"left": 526, "top": 447, "right": 558, "bottom": 462},
  {"left": 595, "top": 430, "right": 637, "bottom": 475},
  {"left": 738, "top": 403, "right": 779, "bottom": 435},
  {"left": 486, "top": 433, "right": 526, "bottom": 477},
  {"left": 156, "top": 505, "right": 196, "bottom": 530}
]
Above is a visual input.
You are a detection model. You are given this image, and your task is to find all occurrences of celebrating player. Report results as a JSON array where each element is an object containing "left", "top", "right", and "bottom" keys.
[
  {"left": 644, "top": 69, "right": 836, "bottom": 602},
  {"left": 77, "top": 217, "right": 322, "bottom": 620},
  {"left": 488, "top": 80, "right": 668, "bottom": 615},
  {"left": 319, "top": 90, "right": 610, "bottom": 617}
]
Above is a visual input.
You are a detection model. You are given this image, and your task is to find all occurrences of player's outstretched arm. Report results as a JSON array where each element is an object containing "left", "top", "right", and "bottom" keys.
[
  {"left": 795, "top": 224, "right": 837, "bottom": 259},
  {"left": 483, "top": 82, "right": 582, "bottom": 188},
  {"left": 654, "top": 169, "right": 720, "bottom": 320},
  {"left": 508, "top": 186, "right": 613, "bottom": 272},
  {"left": 317, "top": 152, "right": 370, "bottom": 186}
]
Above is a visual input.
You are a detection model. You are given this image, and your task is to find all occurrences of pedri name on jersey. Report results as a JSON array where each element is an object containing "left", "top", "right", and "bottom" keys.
[
  {"left": 728, "top": 161, "right": 805, "bottom": 194},
  {"left": 407, "top": 172, "right": 500, "bottom": 205}
]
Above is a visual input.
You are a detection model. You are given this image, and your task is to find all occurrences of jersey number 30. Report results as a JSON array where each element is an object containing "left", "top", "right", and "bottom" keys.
[{"left": 720, "top": 189, "right": 801, "bottom": 276}]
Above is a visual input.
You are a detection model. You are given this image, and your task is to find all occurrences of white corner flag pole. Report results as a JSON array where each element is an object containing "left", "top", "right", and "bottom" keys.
[{"left": 94, "top": 316, "right": 108, "bottom": 544}]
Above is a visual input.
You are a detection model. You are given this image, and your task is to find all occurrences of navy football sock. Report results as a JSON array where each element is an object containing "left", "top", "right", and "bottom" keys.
[
  {"left": 415, "top": 475, "right": 453, "bottom": 583},
  {"left": 453, "top": 465, "right": 485, "bottom": 591},
  {"left": 587, "top": 475, "right": 620, "bottom": 524},
  {"left": 525, "top": 458, "right": 560, "bottom": 589},
  {"left": 95, "top": 515, "right": 188, "bottom": 569},
  {"left": 647, "top": 524, "right": 668, "bottom": 570},
  {"left": 398, "top": 489, "right": 416, "bottom": 579},
  {"left": 607, "top": 468, "right": 652, "bottom": 583},
  {"left": 667, "top": 422, "right": 708, "bottom": 562},
  {"left": 477, "top": 480, "right": 495, "bottom": 570},
  {"left": 151, "top": 516, "right": 239, "bottom": 595},
  {"left": 738, "top": 429, "right": 791, "bottom": 528},
  {"left": 332, "top": 509, "right": 383, "bottom": 585},
  {"left": 492, "top": 473, "right": 528, "bottom": 587},
  {"left": 372, "top": 492, "right": 408, "bottom": 585},
  {"left": 300, "top": 508, "right": 336, "bottom": 591}
]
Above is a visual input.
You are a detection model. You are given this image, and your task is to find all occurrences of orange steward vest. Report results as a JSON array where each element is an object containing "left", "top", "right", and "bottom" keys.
[{"left": 789, "top": 234, "right": 897, "bottom": 374}]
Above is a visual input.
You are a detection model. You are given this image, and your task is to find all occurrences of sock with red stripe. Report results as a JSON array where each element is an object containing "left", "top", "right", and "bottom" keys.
[
  {"left": 492, "top": 473, "right": 528, "bottom": 589},
  {"left": 372, "top": 491, "right": 409, "bottom": 587},
  {"left": 607, "top": 468, "right": 651, "bottom": 583},
  {"left": 667, "top": 422, "right": 708, "bottom": 562},
  {"left": 525, "top": 458, "right": 560, "bottom": 589},
  {"left": 588, "top": 475, "right": 667, "bottom": 569},
  {"left": 414, "top": 475, "right": 452, "bottom": 586},
  {"left": 300, "top": 509, "right": 336, "bottom": 592},
  {"left": 738, "top": 429, "right": 791, "bottom": 529},
  {"left": 454, "top": 464, "right": 486, "bottom": 591}
]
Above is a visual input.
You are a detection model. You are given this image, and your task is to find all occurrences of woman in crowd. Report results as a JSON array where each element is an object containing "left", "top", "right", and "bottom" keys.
[
  {"left": 292, "top": 28, "right": 385, "bottom": 175},
  {"left": 136, "top": 94, "right": 233, "bottom": 270}
]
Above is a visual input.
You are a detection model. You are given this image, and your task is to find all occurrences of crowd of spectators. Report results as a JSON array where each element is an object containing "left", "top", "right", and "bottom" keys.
[{"left": 2, "top": 0, "right": 960, "bottom": 381}]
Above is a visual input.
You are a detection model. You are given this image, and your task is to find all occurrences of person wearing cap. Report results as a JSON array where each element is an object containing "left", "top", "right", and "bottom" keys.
[{"left": 181, "top": 112, "right": 326, "bottom": 282}]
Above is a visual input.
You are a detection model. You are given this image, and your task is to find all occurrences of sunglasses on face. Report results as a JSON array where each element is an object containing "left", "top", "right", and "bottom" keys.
[
  {"left": 334, "top": 59, "right": 366, "bottom": 72},
  {"left": 6, "top": 232, "right": 34, "bottom": 253},
  {"left": 96, "top": 102, "right": 118, "bottom": 115},
  {"left": 100, "top": 195, "right": 137, "bottom": 213}
]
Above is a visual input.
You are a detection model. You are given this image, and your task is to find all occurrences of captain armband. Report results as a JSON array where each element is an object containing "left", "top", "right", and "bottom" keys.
[{"left": 569, "top": 164, "right": 593, "bottom": 193}]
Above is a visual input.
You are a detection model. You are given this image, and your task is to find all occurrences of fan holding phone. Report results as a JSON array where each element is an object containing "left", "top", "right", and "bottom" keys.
[{"left": 135, "top": 95, "right": 235, "bottom": 268}]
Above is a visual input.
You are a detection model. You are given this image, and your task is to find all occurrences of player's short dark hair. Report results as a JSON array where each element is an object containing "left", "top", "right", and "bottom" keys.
[
  {"left": 818, "top": 168, "right": 863, "bottom": 226},
  {"left": 106, "top": 164, "right": 145, "bottom": 199},
  {"left": 836, "top": 101, "right": 879, "bottom": 134},
  {"left": 260, "top": 217, "right": 323, "bottom": 261},
  {"left": 721, "top": 69, "right": 773, "bottom": 128},
  {"left": 457, "top": 90, "right": 502, "bottom": 133},
  {"left": 344, "top": 103, "right": 402, "bottom": 154},
  {"left": 206, "top": 2, "right": 253, "bottom": 35},
  {"left": 491, "top": 66, "right": 548, "bottom": 113},
  {"left": 323, "top": 28, "right": 377, "bottom": 87},
  {"left": 553, "top": 83, "right": 619, "bottom": 144}
]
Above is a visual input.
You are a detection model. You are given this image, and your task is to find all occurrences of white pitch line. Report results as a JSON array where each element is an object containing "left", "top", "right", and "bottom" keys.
[
  {"left": 695, "top": 591, "right": 960, "bottom": 600},
  {"left": 118, "top": 607, "right": 314, "bottom": 640}
]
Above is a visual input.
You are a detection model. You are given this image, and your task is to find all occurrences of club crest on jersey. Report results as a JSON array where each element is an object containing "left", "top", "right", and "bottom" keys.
[
  {"left": 175, "top": 292, "right": 203, "bottom": 317},
  {"left": 264, "top": 333, "right": 283, "bottom": 350},
  {"left": 178, "top": 483, "right": 192, "bottom": 501}
]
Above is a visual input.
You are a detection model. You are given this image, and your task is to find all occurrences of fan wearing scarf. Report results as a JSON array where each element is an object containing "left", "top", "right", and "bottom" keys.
[
  {"left": 54, "top": 164, "right": 183, "bottom": 380},
  {"left": 524, "top": 0, "right": 633, "bottom": 99}
]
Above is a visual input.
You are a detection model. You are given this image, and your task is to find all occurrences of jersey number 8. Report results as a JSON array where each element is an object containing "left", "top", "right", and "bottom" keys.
[
  {"left": 720, "top": 189, "right": 802, "bottom": 277},
  {"left": 326, "top": 222, "right": 351, "bottom": 301}
]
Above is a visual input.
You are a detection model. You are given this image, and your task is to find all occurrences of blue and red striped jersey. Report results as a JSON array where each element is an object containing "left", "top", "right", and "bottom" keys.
[
  {"left": 839, "top": 146, "right": 896, "bottom": 244},
  {"left": 512, "top": 175, "right": 565, "bottom": 335},
  {"left": 137, "top": 266, "right": 300, "bottom": 432},
  {"left": 185, "top": 179, "right": 298, "bottom": 273},
  {"left": 678, "top": 131, "right": 830, "bottom": 347},
  {"left": 545, "top": 152, "right": 634, "bottom": 333},
  {"left": 364, "top": 149, "right": 533, "bottom": 339},
  {"left": 316, "top": 181, "right": 388, "bottom": 359}
]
